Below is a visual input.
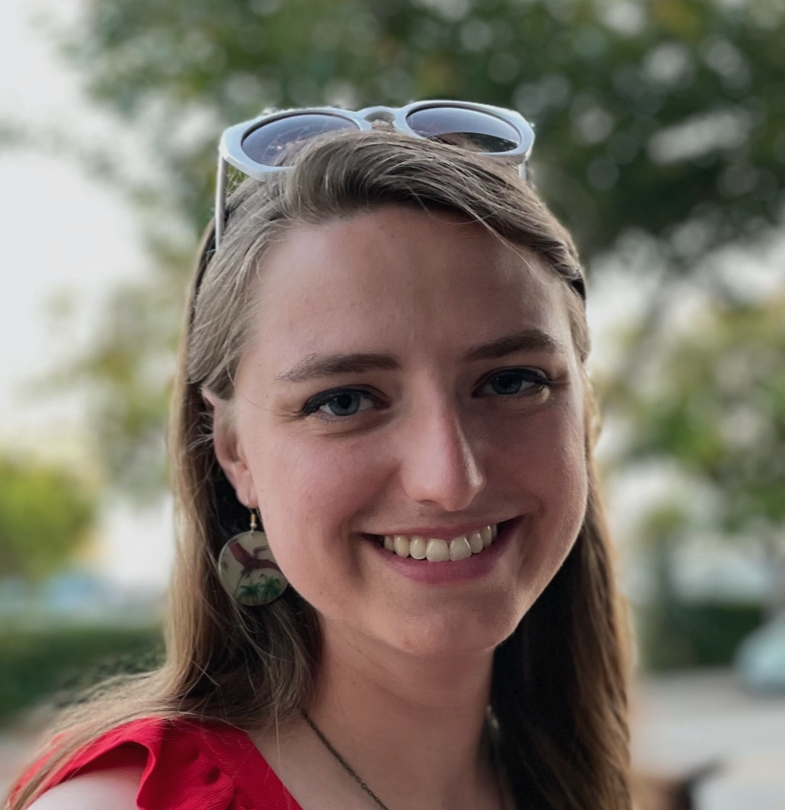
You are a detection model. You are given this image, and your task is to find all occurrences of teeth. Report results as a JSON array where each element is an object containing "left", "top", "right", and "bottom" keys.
[
  {"left": 426, "top": 539, "right": 449, "bottom": 562},
  {"left": 393, "top": 535, "right": 410, "bottom": 557},
  {"left": 381, "top": 525, "right": 499, "bottom": 562},
  {"left": 449, "top": 537, "right": 472, "bottom": 561},
  {"left": 482, "top": 525, "right": 495, "bottom": 548},
  {"left": 468, "top": 530, "right": 484, "bottom": 554},
  {"left": 410, "top": 537, "right": 427, "bottom": 559}
]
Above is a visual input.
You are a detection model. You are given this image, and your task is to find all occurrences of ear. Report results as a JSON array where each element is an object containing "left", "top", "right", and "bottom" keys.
[{"left": 202, "top": 388, "right": 258, "bottom": 509}]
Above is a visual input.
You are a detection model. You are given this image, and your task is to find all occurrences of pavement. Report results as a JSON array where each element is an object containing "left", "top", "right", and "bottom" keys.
[
  {"left": 1, "top": 669, "right": 784, "bottom": 808},
  {"left": 632, "top": 669, "right": 785, "bottom": 809}
]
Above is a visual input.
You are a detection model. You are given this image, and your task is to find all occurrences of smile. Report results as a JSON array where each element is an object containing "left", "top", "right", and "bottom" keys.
[{"left": 379, "top": 524, "right": 499, "bottom": 562}]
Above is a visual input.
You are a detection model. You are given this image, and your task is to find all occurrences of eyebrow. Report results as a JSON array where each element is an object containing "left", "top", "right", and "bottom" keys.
[
  {"left": 275, "top": 329, "right": 565, "bottom": 384},
  {"left": 275, "top": 353, "right": 400, "bottom": 383},
  {"left": 463, "top": 329, "right": 566, "bottom": 362}
]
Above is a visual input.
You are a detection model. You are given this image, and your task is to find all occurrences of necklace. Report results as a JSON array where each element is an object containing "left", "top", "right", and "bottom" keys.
[
  {"left": 301, "top": 710, "right": 507, "bottom": 810},
  {"left": 302, "top": 711, "right": 390, "bottom": 810}
]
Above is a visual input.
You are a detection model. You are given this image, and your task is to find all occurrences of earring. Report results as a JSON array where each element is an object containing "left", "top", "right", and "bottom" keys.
[{"left": 217, "top": 510, "right": 288, "bottom": 606}]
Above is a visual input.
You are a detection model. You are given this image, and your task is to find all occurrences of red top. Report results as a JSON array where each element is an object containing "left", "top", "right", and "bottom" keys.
[{"left": 38, "top": 717, "right": 304, "bottom": 810}]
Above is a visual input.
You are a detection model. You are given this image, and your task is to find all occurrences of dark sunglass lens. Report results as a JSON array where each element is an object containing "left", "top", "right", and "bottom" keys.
[
  {"left": 242, "top": 114, "right": 359, "bottom": 167},
  {"left": 406, "top": 107, "right": 520, "bottom": 153}
]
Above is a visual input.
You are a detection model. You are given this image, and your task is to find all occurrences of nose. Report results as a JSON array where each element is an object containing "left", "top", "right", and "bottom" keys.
[{"left": 397, "top": 401, "right": 486, "bottom": 512}]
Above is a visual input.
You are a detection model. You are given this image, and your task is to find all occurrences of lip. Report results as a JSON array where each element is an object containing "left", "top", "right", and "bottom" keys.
[{"left": 366, "top": 518, "right": 519, "bottom": 585}]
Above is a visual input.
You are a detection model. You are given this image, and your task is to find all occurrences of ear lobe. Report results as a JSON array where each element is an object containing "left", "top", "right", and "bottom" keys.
[{"left": 202, "top": 388, "right": 257, "bottom": 508}]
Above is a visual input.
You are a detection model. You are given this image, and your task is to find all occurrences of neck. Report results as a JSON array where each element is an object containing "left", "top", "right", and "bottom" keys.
[{"left": 305, "top": 627, "right": 500, "bottom": 810}]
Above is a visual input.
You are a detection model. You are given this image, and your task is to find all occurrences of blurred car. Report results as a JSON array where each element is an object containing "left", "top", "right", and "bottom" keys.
[{"left": 735, "top": 612, "right": 785, "bottom": 692}]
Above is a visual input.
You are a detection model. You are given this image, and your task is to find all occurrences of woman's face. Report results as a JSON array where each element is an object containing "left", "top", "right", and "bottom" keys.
[{"left": 213, "top": 206, "right": 588, "bottom": 659}]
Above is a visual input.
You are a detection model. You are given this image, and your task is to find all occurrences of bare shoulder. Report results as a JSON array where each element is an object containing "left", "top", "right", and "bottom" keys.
[{"left": 25, "top": 765, "right": 144, "bottom": 810}]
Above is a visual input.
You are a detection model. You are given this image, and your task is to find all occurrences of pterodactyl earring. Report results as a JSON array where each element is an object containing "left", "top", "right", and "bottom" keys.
[{"left": 217, "top": 510, "right": 288, "bottom": 605}]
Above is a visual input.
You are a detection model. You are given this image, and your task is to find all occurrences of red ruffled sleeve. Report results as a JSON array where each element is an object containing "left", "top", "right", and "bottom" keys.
[{"left": 39, "top": 717, "right": 302, "bottom": 810}]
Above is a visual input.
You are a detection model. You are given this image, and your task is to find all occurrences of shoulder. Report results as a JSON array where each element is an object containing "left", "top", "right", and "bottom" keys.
[
  {"left": 18, "top": 716, "right": 293, "bottom": 810},
  {"left": 26, "top": 764, "right": 144, "bottom": 810}
]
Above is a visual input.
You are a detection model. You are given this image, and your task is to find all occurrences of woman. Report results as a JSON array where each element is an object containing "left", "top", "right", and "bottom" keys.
[{"left": 9, "top": 101, "right": 632, "bottom": 810}]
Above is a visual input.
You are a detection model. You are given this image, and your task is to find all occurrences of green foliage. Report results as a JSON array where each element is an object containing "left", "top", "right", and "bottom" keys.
[
  {"left": 0, "top": 457, "right": 96, "bottom": 582},
  {"left": 64, "top": 0, "right": 785, "bottom": 257},
  {"left": 608, "top": 295, "right": 785, "bottom": 533},
  {"left": 51, "top": 272, "right": 187, "bottom": 498},
  {"left": 607, "top": 294, "right": 785, "bottom": 656},
  {"left": 0, "top": 625, "right": 162, "bottom": 723},
  {"left": 638, "top": 598, "right": 765, "bottom": 671}
]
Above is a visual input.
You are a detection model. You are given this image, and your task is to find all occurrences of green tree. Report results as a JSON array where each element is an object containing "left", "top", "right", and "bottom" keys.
[
  {"left": 63, "top": 0, "right": 785, "bottom": 254},
  {"left": 604, "top": 292, "right": 785, "bottom": 614},
  {"left": 0, "top": 456, "right": 96, "bottom": 582},
  {"left": 31, "top": 0, "right": 785, "bottom": 493}
]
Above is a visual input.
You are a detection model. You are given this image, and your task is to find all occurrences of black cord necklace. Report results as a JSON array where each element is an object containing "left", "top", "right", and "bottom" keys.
[
  {"left": 302, "top": 711, "right": 390, "bottom": 810},
  {"left": 301, "top": 710, "right": 507, "bottom": 810}
]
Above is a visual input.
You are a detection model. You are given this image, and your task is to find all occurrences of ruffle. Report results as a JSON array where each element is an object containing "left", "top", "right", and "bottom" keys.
[{"left": 43, "top": 717, "right": 299, "bottom": 810}]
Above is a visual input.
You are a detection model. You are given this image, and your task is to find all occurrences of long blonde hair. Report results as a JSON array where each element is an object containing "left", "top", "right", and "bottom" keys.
[{"left": 9, "top": 130, "right": 631, "bottom": 810}]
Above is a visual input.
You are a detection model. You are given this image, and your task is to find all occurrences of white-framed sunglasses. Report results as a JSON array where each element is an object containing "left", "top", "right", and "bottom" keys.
[{"left": 215, "top": 100, "right": 536, "bottom": 247}]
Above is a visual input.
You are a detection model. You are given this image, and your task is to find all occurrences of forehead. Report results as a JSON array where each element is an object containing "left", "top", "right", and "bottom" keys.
[{"left": 243, "top": 206, "right": 574, "bottom": 367}]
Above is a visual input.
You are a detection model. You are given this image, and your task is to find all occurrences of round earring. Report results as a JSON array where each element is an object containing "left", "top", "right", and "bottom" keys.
[{"left": 217, "top": 510, "right": 288, "bottom": 606}]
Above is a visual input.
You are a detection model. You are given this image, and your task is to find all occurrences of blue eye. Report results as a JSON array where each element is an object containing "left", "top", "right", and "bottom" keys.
[
  {"left": 302, "top": 389, "right": 378, "bottom": 418},
  {"left": 476, "top": 368, "right": 549, "bottom": 397}
]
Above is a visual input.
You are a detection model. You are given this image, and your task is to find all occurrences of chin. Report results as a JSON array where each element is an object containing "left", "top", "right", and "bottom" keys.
[{"left": 385, "top": 603, "right": 526, "bottom": 661}]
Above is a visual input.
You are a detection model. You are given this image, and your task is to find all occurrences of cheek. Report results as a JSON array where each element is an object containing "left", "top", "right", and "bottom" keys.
[
  {"left": 256, "top": 434, "right": 382, "bottom": 512},
  {"left": 548, "top": 404, "right": 589, "bottom": 520},
  {"left": 497, "top": 399, "right": 586, "bottom": 483},
  {"left": 246, "top": 433, "right": 383, "bottom": 566},
  {"left": 503, "top": 412, "right": 588, "bottom": 608},
  {"left": 498, "top": 401, "right": 589, "bottom": 565}
]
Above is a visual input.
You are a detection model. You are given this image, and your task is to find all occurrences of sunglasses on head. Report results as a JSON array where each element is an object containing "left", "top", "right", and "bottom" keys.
[{"left": 214, "top": 100, "right": 536, "bottom": 247}]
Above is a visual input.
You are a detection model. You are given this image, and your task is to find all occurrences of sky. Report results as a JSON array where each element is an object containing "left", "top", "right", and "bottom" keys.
[{"left": 0, "top": 0, "right": 140, "bottom": 441}]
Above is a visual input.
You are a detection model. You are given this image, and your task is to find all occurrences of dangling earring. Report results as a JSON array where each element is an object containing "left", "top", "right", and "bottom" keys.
[{"left": 217, "top": 510, "right": 288, "bottom": 605}]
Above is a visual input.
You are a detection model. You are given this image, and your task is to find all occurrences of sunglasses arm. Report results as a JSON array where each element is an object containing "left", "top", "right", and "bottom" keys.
[{"left": 214, "top": 156, "right": 229, "bottom": 249}]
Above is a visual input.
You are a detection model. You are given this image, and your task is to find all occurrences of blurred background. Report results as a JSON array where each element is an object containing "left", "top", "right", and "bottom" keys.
[{"left": 1, "top": 0, "right": 783, "bottom": 807}]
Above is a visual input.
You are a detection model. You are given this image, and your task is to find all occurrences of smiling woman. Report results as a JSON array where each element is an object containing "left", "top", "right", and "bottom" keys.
[{"left": 9, "top": 103, "right": 632, "bottom": 810}]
